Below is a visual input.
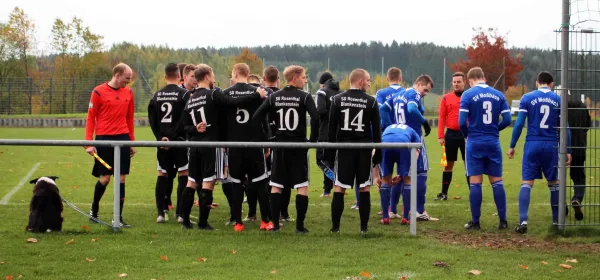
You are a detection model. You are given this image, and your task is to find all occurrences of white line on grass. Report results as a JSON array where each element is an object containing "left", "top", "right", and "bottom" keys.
[{"left": 0, "top": 162, "right": 41, "bottom": 205}]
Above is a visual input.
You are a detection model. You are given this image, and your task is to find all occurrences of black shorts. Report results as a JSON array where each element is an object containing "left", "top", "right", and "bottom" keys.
[
  {"left": 270, "top": 148, "right": 309, "bottom": 189},
  {"left": 228, "top": 148, "right": 268, "bottom": 183},
  {"left": 266, "top": 151, "right": 272, "bottom": 175},
  {"left": 92, "top": 134, "right": 131, "bottom": 177},
  {"left": 188, "top": 148, "right": 226, "bottom": 183},
  {"left": 156, "top": 147, "right": 189, "bottom": 173},
  {"left": 334, "top": 149, "right": 373, "bottom": 189},
  {"left": 445, "top": 129, "right": 465, "bottom": 162}
]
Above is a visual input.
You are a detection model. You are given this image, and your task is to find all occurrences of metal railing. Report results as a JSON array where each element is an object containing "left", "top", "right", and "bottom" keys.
[{"left": 0, "top": 139, "right": 422, "bottom": 235}]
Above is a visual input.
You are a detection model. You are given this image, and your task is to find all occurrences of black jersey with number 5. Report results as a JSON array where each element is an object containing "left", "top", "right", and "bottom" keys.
[
  {"left": 148, "top": 84, "right": 190, "bottom": 141},
  {"left": 223, "top": 83, "right": 264, "bottom": 142},
  {"left": 328, "top": 89, "right": 381, "bottom": 143},
  {"left": 182, "top": 88, "right": 261, "bottom": 142},
  {"left": 252, "top": 86, "right": 319, "bottom": 142}
]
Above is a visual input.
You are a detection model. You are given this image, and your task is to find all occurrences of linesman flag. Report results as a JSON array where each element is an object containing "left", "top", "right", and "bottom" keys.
[{"left": 440, "top": 144, "right": 447, "bottom": 167}]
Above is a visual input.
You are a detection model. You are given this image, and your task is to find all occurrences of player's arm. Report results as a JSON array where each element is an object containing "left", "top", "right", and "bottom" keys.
[
  {"left": 498, "top": 97, "right": 512, "bottom": 131},
  {"left": 127, "top": 89, "right": 135, "bottom": 141},
  {"left": 147, "top": 95, "right": 161, "bottom": 140},
  {"left": 182, "top": 106, "right": 202, "bottom": 137},
  {"left": 316, "top": 90, "right": 328, "bottom": 118},
  {"left": 84, "top": 90, "right": 100, "bottom": 153},
  {"left": 408, "top": 97, "right": 430, "bottom": 136},
  {"left": 509, "top": 97, "right": 528, "bottom": 150},
  {"left": 251, "top": 96, "right": 271, "bottom": 123},
  {"left": 376, "top": 90, "right": 385, "bottom": 107},
  {"left": 170, "top": 91, "right": 190, "bottom": 141},
  {"left": 305, "top": 93, "right": 319, "bottom": 142},
  {"left": 379, "top": 97, "right": 393, "bottom": 130},
  {"left": 458, "top": 94, "right": 469, "bottom": 138},
  {"left": 371, "top": 103, "right": 382, "bottom": 165},
  {"left": 438, "top": 96, "right": 447, "bottom": 140},
  {"left": 324, "top": 99, "right": 340, "bottom": 167}
]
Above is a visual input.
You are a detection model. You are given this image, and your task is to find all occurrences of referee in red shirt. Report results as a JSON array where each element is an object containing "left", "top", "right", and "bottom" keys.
[
  {"left": 85, "top": 63, "right": 136, "bottom": 227},
  {"left": 435, "top": 72, "right": 468, "bottom": 201}
]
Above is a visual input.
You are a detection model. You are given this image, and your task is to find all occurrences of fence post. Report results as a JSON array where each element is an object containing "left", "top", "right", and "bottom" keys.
[
  {"left": 113, "top": 145, "right": 121, "bottom": 232},
  {"left": 410, "top": 147, "right": 417, "bottom": 236},
  {"left": 7, "top": 79, "right": 11, "bottom": 115},
  {"left": 29, "top": 77, "right": 33, "bottom": 115},
  {"left": 49, "top": 78, "right": 53, "bottom": 114},
  {"left": 71, "top": 79, "right": 75, "bottom": 114}
]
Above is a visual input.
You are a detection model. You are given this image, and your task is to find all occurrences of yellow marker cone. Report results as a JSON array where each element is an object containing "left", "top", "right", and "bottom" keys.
[{"left": 440, "top": 144, "right": 447, "bottom": 167}]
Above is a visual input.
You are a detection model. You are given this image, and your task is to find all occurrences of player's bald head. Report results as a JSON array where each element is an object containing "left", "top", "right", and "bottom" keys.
[{"left": 349, "top": 68, "right": 369, "bottom": 85}]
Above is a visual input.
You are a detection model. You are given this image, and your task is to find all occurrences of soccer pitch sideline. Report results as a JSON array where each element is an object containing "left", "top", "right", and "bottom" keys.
[{"left": 1, "top": 127, "right": 600, "bottom": 280}]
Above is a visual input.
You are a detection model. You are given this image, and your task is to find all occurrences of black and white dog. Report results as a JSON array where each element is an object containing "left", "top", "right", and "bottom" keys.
[{"left": 26, "top": 176, "right": 63, "bottom": 232}]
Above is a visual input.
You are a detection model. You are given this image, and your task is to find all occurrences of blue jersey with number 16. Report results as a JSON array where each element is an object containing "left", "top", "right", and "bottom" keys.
[{"left": 459, "top": 83, "right": 510, "bottom": 142}]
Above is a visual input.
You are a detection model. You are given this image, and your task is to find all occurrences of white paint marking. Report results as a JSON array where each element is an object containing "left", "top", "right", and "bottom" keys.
[{"left": 0, "top": 162, "right": 41, "bottom": 205}]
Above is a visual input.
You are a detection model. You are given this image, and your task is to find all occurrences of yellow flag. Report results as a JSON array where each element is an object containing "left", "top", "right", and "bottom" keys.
[{"left": 440, "top": 145, "right": 447, "bottom": 167}]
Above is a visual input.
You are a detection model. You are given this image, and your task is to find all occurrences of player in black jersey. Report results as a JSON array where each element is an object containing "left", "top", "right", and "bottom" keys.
[
  {"left": 315, "top": 72, "right": 341, "bottom": 197},
  {"left": 148, "top": 63, "right": 191, "bottom": 224},
  {"left": 223, "top": 63, "right": 273, "bottom": 232},
  {"left": 327, "top": 68, "right": 382, "bottom": 234},
  {"left": 179, "top": 64, "right": 267, "bottom": 230},
  {"left": 252, "top": 65, "right": 319, "bottom": 233}
]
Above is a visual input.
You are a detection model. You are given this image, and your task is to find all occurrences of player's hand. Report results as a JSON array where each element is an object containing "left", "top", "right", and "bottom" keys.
[
  {"left": 391, "top": 175, "right": 401, "bottom": 185},
  {"left": 422, "top": 120, "right": 431, "bottom": 137},
  {"left": 85, "top": 146, "right": 97, "bottom": 156},
  {"left": 438, "top": 138, "right": 445, "bottom": 145},
  {"left": 257, "top": 87, "right": 267, "bottom": 98},
  {"left": 507, "top": 148, "right": 515, "bottom": 159},
  {"left": 375, "top": 178, "right": 382, "bottom": 191},
  {"left": 264, "top": 148, "right": 271, "bottom": 158},
  {"left": 160, "top": 137, "right": 170, "bottom": 150},
  {"left": 567, "top": 153, "right": 572, "bottom": 166},
  {"left": 196, "top": 122, "right": 207, "bottom": 133},
  {"left": 130, "top": 147, "right": 136, "bottom": 158}
]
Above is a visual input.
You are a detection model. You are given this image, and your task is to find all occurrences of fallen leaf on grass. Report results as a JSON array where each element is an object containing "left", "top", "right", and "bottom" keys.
[
  {"left": 360, "top": 271, "right": 371, "bottom": 278},
  {"left": 65, "top": 239, "right": 75, "bottom": 245},
  {"left": 520, "top": 265, "right": 529, "bottom": 270},
  {"left": 453, "top": 196, "right": 461, "bottom": 200},
  {"left": 559, "top": 264, "right": 572, "bottom": 269},
  {"left": 566, "top": 259, "right": 578, "bottom": 263},
  {"left": 540, "top": 261, "right": 549, "bottom": 265},
  {"left": 492, "top": 213, "right": 498, "bottom": 216},
  {"left": 197, "top": 257, "right": 207, "bottom": 262},
  {"left": 469, "top": 269, "right": 483, "bottom": 275},
  {"left": 85, "top": 258, "right": 96, "bottom": 262},
  {"left": 400, "top": 277, "right": 407, "bottom": 280},
  {"left": 160, "top": 256, "right": 168, "bottom": 261},
  {"left": 6, "top": 275, "right": 13, "bottom": 280},
  {"left": 90, "top": 238, "right": 99, "bottom": 243},
  {"left": 434, "top": 260, "right": 449, "bottom": 267},
  {"left": 194, "top": 201, "right": 199, "bottom": 206},
  {"left": 81, "top": 225, "right": 90, "bottom": 231},
  {"left": 72, "top": 185, "right": 80, "bottom": 189},
  {"left": 271, "top": 270, "right": 276, "bottom": 274},
  {"left": 231, "top": 250, "right": 237, "bottom": 255},
  {"left": 118, "top": 273, "right": 127, "bottom": 278},
  {"left": 17, "top": 275, "right": 22, "bottom": 279},
  {"left": 0, "top": 261, "right": 5, "bottom": 265},
  {"left": 405, "top": 253, "right": 412, "bottom": 256},
  {"left": 26, "top": 238, "right": 37, "bottom": 243}
]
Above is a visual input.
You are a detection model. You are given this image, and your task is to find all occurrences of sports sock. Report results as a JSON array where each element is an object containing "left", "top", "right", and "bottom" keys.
[
  {"left": 246, "top": 182, "right": 258, "bottom": 218},
  {"left": 281, "top": 186, "right": 291, "bottom": 218},
  {"left": 231, "top": 183, "right": 244, "bottom": 224},
  {"left": 270, "top": 192, "right": 282, "bottom": 228},
  {"left": 417, "top": 172, "right": 427, "bottom": 214},
  {"left": 155, "top": 176, "right": 169, "bottom": 216},
  {"left": 550, "top": 184, "right": 559, "bottom": 222},
  {"left": 402, "top": 183, "right": 411, "bottom": 219},
  {"left": 254, "top": 179, "right": 271, "bottom": 223},
  {"left": 518, "top": 184, "right": 532, "bottom": 223},
  {"left": 91, "top": 181, "right": 107, "bottom": 215},
  {"left": 354, "top": 182, "right": 361, "bottom": 205},
  {"left": 359, "top": 191, "right": 371, "bottom": 230},
  {"left": 442, "top": 171, "right": 452, "bottom": 195},
  {"left": 492, "top": 180, "right": 507, "bottom": 221},
  {"left": 119, "top": 183, "right": 125, "bottom": 218},
  {"left": 380, "top": 184, "right": 391, "bottom": 219},
  {"left": 469, "top": 183, "right": 483, "bottom": 223},
  {"left": 222, "top": 182, "right": 234, "bottom": 222},
  {"left": 295, "top": 194, "right": 308, "bottom": 230},
  {"left": 390, "top": 182, "right": 402, "bottom": 214},
  {"left": 175, "top": 176, "right": 187, "bottom": 217},
  {"left": 198, "top": 188, "right": 213, "bottom": 227},
  {"left": 573, "top": 180, "right": 586, "bottom": 202},
  {"left": 181, "top": 187, "right": 195, "bottom": 223},
  {"left": 331, "top": 192, "right": 344, "bottom": 230},
  {"left": 165, "top": 168, "right": 177, "bottom": 209}
]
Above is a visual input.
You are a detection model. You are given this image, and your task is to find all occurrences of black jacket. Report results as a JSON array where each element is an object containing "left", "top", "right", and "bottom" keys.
[
  {"left": 568, "top": 99, "right": 591, "bottom": 158},
  {"left": 315, "top": 79, "right": 341, "bottom": 141}
]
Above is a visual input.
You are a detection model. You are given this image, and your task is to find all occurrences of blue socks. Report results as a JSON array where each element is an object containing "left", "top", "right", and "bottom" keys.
[
  {"left": 390, "top": 182, "right": 402, "bottom": 214},
  {"left": 402, "top": 183, "right": 411, "bottom": 219},
  {"left": 550, "top": 184, "right": 559, "bottom": 222},
  {"left": 380, "top": 184, "right": 391, "bottom": 219},
  {"left": 492, "top": 180, "right": 507, "bottom": 221},
  {"left": 518, "top": 184, "right": 532, "bottom": 223},
  {"left": 469, "top": 183, "right": 483, "bottom": 223},
  {"left": 417, "top": 172, "right": 427, "bottom": 214}
]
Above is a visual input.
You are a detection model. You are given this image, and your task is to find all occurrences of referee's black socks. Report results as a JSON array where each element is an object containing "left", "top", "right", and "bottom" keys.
[
  {"left": 442, "top": 171, "right": 452, "bottom": 195},
  {"left": 295, "top": 194, "right": 308, "bottom": 230},
  {"left": 359, "top": 191, "right": 371, "bottom": 230},
  {"left": 155, "top": 176, "right": 169, "bottom": 216},
  {"left": 270, "top": 192, "right": 282, "bottom": 229},
  {"left": 91, "top": 181, "right": 108, "bottom": 216},
  {"left": 198, "top": 188, "right": 214, "bottom": 227},
  {"left": 331, "top": 192, "right": 345, "bottom": 230}
]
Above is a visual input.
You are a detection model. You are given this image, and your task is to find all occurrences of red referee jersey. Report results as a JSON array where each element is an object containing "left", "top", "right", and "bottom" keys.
[
  {"left": 85, "top": 83, "right": 135, "bottom": 141},
  {"left": 438, "top": 92, "right": 461, "bottom": 139}
]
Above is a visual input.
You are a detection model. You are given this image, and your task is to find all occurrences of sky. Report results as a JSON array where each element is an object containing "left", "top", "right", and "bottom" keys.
[{"left": 1, "top": 0, "right": 600, "bottom": 54}]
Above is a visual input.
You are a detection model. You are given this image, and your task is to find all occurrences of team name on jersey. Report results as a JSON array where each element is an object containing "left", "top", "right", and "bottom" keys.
[
  {"left": 341, "top": 96, "right": 368, "bottom": 108},
  {"left": 472, "top": 93, "right": 500, "bottom": 102},
  {"left": 275, "top": 96, "right": 301, "bottom": 107},
  {"left": 156, "top": 91, "right": 179, "bottom": 101},
  {"left": 229, "top": 90, "right": 254, "bottom": 97},
  {"left": 394, "top": 95, "right": 407, "bottom": 103},
  {"left": 531, "top": 97, "right": 558, "bottom": 107},
  {"left": 188, "top": 95, "right": 207, "bottom": 107}
]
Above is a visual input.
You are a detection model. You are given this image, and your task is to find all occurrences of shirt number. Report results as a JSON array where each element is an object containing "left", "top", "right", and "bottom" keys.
[
  {"left": 190, "top": 107, "right": 210, "bottom": 127},
  {"left": 394, "top": 103, "right": 406, "bottom": 124},
  {"left": 482, "top": 101, "right": 492, "bottom": 124},
  {"left": 277, "top": 108, "right": 299, "bottom": 131},
  {"left": 540, "top": 105, "right": 550, "bottom": 129},
  {"left": 161, "top": 103, "right": 172, "bottom": 123},
  {"left": 236, "top": 108, "right": 249, "bottom": 124},
  {"left": 341, "top": 108, "right": 365, "bottom": 131}
]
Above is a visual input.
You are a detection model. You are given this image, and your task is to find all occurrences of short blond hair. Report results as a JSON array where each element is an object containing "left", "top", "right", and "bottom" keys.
[
  {"left": 183, "top": 64, "right": 197, "bottom": 77},
  {"left": 467, "top": 67, "right": 485, "bottom": 80},
  {"left": 233, "top": 63, "right": 250, "bottom": 77},
  {"left": 387, "top": 67, "right": 402, "bottom": 82},
  {"left": 283, "top": 65, "right": 305, "bottom": 83},
  {"left": 248, "top": 74, "right": 261, "bottom": 84}
]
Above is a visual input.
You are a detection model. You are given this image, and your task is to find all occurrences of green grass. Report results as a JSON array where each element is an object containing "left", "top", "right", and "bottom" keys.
[{"left": 1, "top": 127, "right": 600, "bottom": 279}]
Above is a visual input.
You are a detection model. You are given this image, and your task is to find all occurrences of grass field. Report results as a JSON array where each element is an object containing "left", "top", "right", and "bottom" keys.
[{"left": 1, "top": 127, "right": 600, "bottom": 280}]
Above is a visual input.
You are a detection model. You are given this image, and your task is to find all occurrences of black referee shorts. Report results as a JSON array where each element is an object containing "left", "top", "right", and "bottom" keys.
[
  {"left": 334, "top": 149, "right": 373, "bottom": 189},
  {"left": 156, "top": 146, "right": 189, "bottom": 173},
  {"left": 188, "top": 148, "right": 226, "bottom": 183},
  {"left": 92, "top": 134, "right": 131, "bottom": 177},
  {"left": 270, "top": 148, "right": 309, "bottom": 189},
  {"left": 444, "top": 129, "right": 465, "bottom": 162},
  {"left": 228, "top": 148, "right": 268, "bottom": 183}
]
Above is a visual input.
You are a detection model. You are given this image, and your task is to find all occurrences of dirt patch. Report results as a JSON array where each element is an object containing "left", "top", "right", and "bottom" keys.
[{"left": 425, "top": 230, "right": 600, "bottom": 253}]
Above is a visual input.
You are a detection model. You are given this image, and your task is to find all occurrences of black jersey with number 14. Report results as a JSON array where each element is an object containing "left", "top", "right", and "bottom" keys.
[{"left": 328, "top": 89, "right": 381, "bottom": 143}]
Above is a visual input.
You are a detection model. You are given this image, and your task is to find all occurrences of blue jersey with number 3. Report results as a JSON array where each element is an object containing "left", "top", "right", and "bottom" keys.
[
  {"left": 519, "top": 87, "right": 561, "bottom": 142},
  {"left": 459, "top": 83, "right": 510, "bottom": 142}
]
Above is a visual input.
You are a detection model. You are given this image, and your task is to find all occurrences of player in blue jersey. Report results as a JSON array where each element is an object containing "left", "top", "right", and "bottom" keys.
[
  {"left": 459, "top": 67, "right": 512, "bottom": 230},
  {"left": 376, "top": 67, "right": 405, "bottom": 108},
  {"left": 507, "top": 71, "right": 571, "bottom": 233},
  {"left": 377, "top": 124, "right": 421, "bottom": 225},
  {"left": 380, "top": 75, "right": 433, "bottom": 221}
]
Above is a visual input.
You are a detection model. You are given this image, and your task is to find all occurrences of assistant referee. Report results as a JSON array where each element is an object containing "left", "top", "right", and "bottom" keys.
[
  {"left": 85, "top": 63, "right": 136, "bottom": 227},
  {"left": 436, "top": 72, "right": 469, "bottom": 201}
]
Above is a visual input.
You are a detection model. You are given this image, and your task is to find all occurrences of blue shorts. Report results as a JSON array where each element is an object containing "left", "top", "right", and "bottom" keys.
[
  {"left": 417, "top": 138, "right": 428, "bottom": 173},
  {"left": 522, "top": 141, "right": 558, "bottom": 181},
  {"left": 465, "top": 140, "right": 502, "bottom": 177},
  {"left": 381, "top": 134, "right": 411, "bottom": 177}
]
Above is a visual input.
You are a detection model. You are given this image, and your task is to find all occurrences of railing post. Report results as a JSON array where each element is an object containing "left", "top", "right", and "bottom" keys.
[
  {"left": 7, "top": 79, "right": 11, "bottom": 115},
  {"left": 410, "top": 147, "right": 417, "bottom": 236},
  {"left": 113, "top": 145, "right": 121, "bottom": 232}
]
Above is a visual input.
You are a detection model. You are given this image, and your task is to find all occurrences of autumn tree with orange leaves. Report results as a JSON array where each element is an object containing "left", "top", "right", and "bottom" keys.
[
  {"left": 234, "top": 47, "right": 264, "bottom": 76},
  {"left": 450, "top": 28, "right": 523, "bottom": 92}
]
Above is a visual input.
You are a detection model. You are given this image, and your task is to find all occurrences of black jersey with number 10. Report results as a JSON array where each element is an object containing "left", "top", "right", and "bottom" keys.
[
  {"left": 148, "top": 84, "right": 190, "bottom": 141},
  {"left": 328, "top": 89, "right": 381, "bottom": 143}
]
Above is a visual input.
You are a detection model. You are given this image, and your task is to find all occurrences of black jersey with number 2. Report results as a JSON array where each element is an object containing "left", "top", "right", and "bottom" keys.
[{"left": 148, "top": 84, "right": 190, "bottom": 140}]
